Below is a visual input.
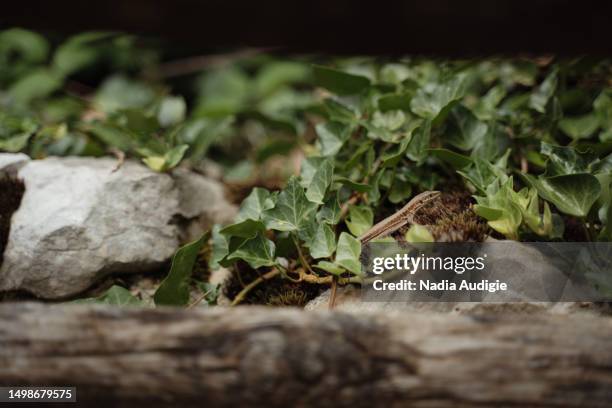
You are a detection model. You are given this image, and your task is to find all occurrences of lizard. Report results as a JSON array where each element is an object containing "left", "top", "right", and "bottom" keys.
[{"left": 358, "top": 190, "right": 441, "bottom": 244}]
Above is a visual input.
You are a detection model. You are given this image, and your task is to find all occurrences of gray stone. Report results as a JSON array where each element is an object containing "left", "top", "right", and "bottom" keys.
[
  {"left": 0, "top": 155, "right": 236, "bottom": 299},
  {"left": 0, "top": 153, "right": 29, "bottom": 175},
  {"left": 305, "top": 286, "right": 612, "bottom": 316},
  {"left": 306, "top": 239, "right": 612, "bottom": 316}
]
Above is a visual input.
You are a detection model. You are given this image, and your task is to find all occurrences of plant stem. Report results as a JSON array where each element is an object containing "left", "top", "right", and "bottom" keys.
[
  {"left": 292, "top": 234, "right": 315, "bottom": 275},
  {"left": 230, "top": 268, "right": 281, "bottom": 306},
  {"left": 187, "top": 289, "right": 213, "bottom": 309},
  {"left": 328, "top": 276, "right": 338, "bottom": 309}
]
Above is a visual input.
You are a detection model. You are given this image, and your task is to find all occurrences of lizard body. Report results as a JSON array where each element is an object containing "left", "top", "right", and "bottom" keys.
[{"left": 358, "top": 191, "right": 440, "bottom": 243}]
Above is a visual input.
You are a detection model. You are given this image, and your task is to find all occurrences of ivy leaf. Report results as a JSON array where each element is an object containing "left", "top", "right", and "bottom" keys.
[
  {"left": 308, "top": 223, "right": 336, "bottom": 259},
  {"left": 371, "top": 110, "right": 406, "bottom": 131},
  {"left": 410, "top": 74, "right": 467, "bottom": 122},
  {"left": 154, "top": 234, "right": 207, "bottom": 306},
  {"left": 313, "top": 261, "right": 345, "bottom": 276},
  {"left": 521, "top": 173, "right": 602, "bottom": 218},
  {"left": 226, "top": 233, "right": 276, "bottom": 269},
  {"left": 473, "top": 85, "right": 506, "bottom": 120},
  {"left": 529, "top": 68, "right": 558, "bottom": 113},
  {"left": 0, "top": 114, "right": 38, "bottom": 152},
  {"left": 9, "top": 68, "right": 63, "bottom": 104},
  {"left": 335, "top": 232, "right": 362, "bottom": 275},
  {"left": 458, "top": 154, "right": 509, "bottom": 194},
  {"left": 142, "top": 144, "right": 189, "bottom": 172},
  {"left": 236, "top": 187, "right": 274, "bottom": 222},
  {"left": 559, "top": 114, "right": 600, "bottom": 140},
  {"left": 594, "top": 90, "right": 612, "bottom": 141},
  {"left": 473, "top": 178, "right": 523, "bottom": 240},
  {"left": 334, "top": 176, "right": 372, "bottom": 192},
  {"left": 405, "top": 225, "right": 434, "bottom": 243},
  {"left": 53, "top": 32, "right": 115, "bottom": 76},
  {"left": 313, "top": 65, "right": 371, "bottom": 95},
  {"left": 306, "top": 158, "right": 334, "bottom": 204},
  {"left": 447, "top": 105, "right": 488, "bottom": 151},
  {"left": 406, "top": 119, "right": 432, "bottom": 163},
  {"left": 345, "top": 205, "right": 373, "bottom": 236},
  {"left": 74, "top": 285, "right": 144, "bottom": 306},
  {"left": 429, "top": 148, "right": 472, "bottom": 169},
  {"left": 263, "top": 176, "right": 318, "bottom": 232},
  {"left": 316, "top": 121, "right": 351, "bottom": 156},
  {"left": 389, "top": 178, "right": 413, "bottom": 204},
  {"left": 158, "top": 96, "right": 187, "bottom": 127},
  {"left": 219, "top": 219, "right": 266, "bottom": 239},
  {"left": 210, "top": 225, "right": 229, "bottom": 270},
  {"left": 540, "top": 142, "right": 597, "bottom": 176},
  {"left": 317, "top": 192, "right": 342, "bottom": 225},
  {"left": 378, "top": 92, "right": 412, "bottom": 112}
]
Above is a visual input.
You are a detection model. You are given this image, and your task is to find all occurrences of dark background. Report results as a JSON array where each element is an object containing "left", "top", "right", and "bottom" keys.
[{"left": 2, "top": 0, "right": 611, "bottom": 55}]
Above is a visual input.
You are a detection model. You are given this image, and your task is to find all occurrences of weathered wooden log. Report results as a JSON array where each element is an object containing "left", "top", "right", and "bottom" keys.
[{"left": 0, "top": 302, "right": 611, "bottom": 407}]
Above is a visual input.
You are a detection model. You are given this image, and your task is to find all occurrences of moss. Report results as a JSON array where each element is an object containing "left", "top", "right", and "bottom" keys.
[
  {"left": 399, "top": 191, "right": 489, "bottom": 242},
  {"left": 0, "top": 177, "right": 25, "bottom": 266}
]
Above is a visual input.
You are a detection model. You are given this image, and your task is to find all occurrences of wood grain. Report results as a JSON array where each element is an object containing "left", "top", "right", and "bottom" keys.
[{"left": 1, "top": 302, "right": 611, "bottom": 407}]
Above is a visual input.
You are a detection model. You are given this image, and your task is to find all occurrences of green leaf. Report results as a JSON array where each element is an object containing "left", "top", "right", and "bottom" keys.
[
  {"left": 559, "top": 114, "right": 600, "bottom": 140},
  {"left": 406, "top": 119, "right": 432, "bottom": 163},
  {"left": 389, "top": 178, "right": 412, "bottom": 204},
  {"left": 429, "top": 148, "right": 472, "bottom": 169},
  {"left": 594, "top": 90, "right": 612, "bottom": 141},
  {"left": 210, "top": 225, "right": 229, "bottom": 270},
  {"left": 313, "top": 261, "right": 345, "bottom": 276},
  {"left": 335, "top": 232, "right": 362, "bottom": 275},
  {"left": 196, "top": 67, "right": 249, "bottom": 117},
  {"left": 9, "top": 69, "right": 63, "bottom": 104},
  {"left": 308, "top": 223, "right": 336, "bottom": 259},
  {"left": 317, "top": 192, "right": 342, "bottom": 225},
  {"left": 345, "top": 205, "right": 373, "bottom": 236},
  {"left": 405, "top": 225, "right": 434, "bottom": 243},
  {"left": 520, "top": 188, "right": 554, "bottom": 237},
  {"left": 306, "top": 158, "right": 334, "bottom": 204},
  {"left": 334, "top": 176, "right": 372, "bottom": 192},
  {"left": 473, "top": 85, "right": 506, "bottom": 120},
  {"left": 263, "top": 176, "right": 318, "bottom": 231},
  {"left": 236, "top": 188, "right": 275, "bottom": 222},
  {"left": 410, "top": 74, "right": 467, "bottom": 122},
  {"left": 540, "top": 142, "right": 596, "bottom": 176},
  {"left": 521, "top": 173, "right": 602, "bottom": 218},
  {"left": 53, "top": 32, "right": 115, "bottom": 76},
  {"left": 94, "top": 75, "right": 155, "bottom": 113},
  {"left": 220, "top": 219, "right": 266, "bottom": 239},
  {"left": 458, "top": 155, "right": 508, "bottom": 194},
  {"left": 378, "top": 93, "right": 412, "bottom": 112},
  {"left": 74, "top": 285, "right": 143, "bottom": 306},
  {"left": 371, "top": 110, "right": 406, "bottom": 131},
  {"left": 473, "top": 178, "right": 523, "bottom": 239},
  {"left": 254, "top": 61, "right": 310, "bottom": 97},
  {"left": 447, "top": 105, "right": 488, "bottom": 151},
  {"left": 313, "top": 65, "right": 371, "bottom": 95},
  {"left": 0, "top": 28, "right": 49, "bottom": 63},
  {"left": 87, "top": 122, "right": 133, "bottom": 151},
  {"left": 142, "top": 144, "right": 189, "bottom": 172},
  {"left": 158, "top": 96, "right": 187, "bottom": 127},
  {"left": 0, "top": 114, "right": 38, "bottom": 152},
  {"left": 529, "top": 68, "right": 558, "bottom": 113},
  {"left": 316, "top": 121, "right": 351, "bottom": 156},
  {"left": 154, "top": 234, "right": 207, "bottom": 306},
  {"left": 226, "top": 233, "right": 276, "bottom": 269}
]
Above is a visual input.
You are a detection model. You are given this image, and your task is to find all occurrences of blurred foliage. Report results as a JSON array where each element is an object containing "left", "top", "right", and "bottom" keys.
[
  {"left": 0, "top": 28, "right": 313, "bottom": 174},
  {"left": 2, "top": 29, "right": 612, "bottom": 305}
]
